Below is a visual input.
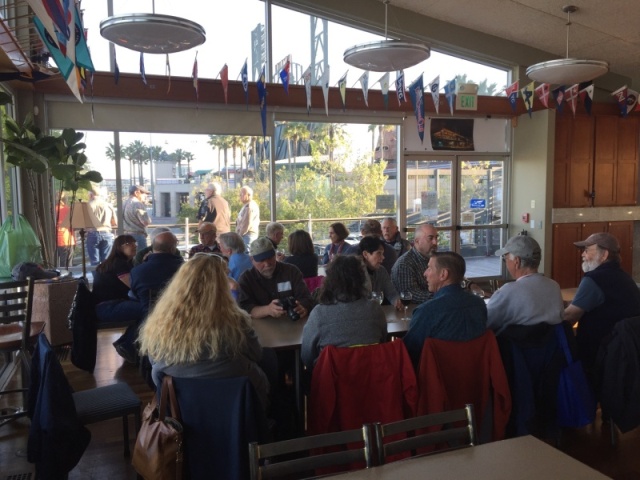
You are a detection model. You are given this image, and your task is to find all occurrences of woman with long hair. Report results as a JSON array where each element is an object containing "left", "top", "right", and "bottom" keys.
[
  {"left": 93, "top": 234, "right": 145, "bottom": 362},
  {"left": 284, "top": 230, "right": 318, "bottom": 278},
  {"left": 301, "top": 255, "right": 387, "bottom": 369},
  {"left": 138, "top": 254, "right": 269, "bottom": 408},
  {"left": 322, "top": 222, "right": 349, "bottom": 265}
]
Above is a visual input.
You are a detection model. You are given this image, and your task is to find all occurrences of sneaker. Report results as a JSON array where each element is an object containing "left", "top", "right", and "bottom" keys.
[{"left": 113, "top": 342, "right": 137, "bottom": 364}]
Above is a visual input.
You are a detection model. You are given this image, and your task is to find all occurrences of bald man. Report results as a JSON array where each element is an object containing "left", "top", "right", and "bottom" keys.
[{"left": 391, "top": 224, "right": 438, "bottom": 304}]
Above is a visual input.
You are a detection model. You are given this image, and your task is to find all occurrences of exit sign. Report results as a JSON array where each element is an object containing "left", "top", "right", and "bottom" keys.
[{"left": 456, "top": 83, "right": 478, "bottom": 111}]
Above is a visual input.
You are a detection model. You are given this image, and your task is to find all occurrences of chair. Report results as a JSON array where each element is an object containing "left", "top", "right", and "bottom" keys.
[
  {"left": 373, "top": 404, "right": 477, "bottom": 465},
  {"left": 417, "top": 330, "right": 512, "bottom": 442},
  {"left": 303, "top": 275, "right": 324, "bottom": 293},
  {"left": 249, "top": 424, "right": 376, "bottom": 480},
  {"left": 0, "top": 277, "right": 43, "bottom": 426}
]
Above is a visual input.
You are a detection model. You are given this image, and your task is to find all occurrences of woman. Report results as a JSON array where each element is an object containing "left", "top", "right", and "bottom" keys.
[
  {"left": 322, "top": 222, "right": 349, "bottom": 265},
  {"left": 138, "top": 254, "right": 269, "bottom": 409},
  {"left": 301, "top": 255, "right": 387, "bottom": 369},
  {"left": 93, "top": 234, "right": 144, "bottom": 362},
  {"left": 359, "top": 236, "right": 403, "bottom": 310},
  {"left": 284, "top": 230, "right": 318, "bottom": 278}
]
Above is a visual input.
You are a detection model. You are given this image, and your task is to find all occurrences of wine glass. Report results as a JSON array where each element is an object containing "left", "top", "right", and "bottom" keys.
[
  {"left": 400, "top": 291, "right": 413, "bottom": 321},
  {"left": 376, "top": 291, "right": 384, "bottom": 305},
  {"left": 370, "top": 291, "right": 382, "bottom": 304}
]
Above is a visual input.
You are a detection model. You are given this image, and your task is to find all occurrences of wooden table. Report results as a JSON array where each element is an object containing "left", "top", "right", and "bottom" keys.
[
  {"left": 333, "top": 435, "right": 609, "bottom": 479},
  {"left": 561, "top": 287, "right": 578, "bottom": 304}
]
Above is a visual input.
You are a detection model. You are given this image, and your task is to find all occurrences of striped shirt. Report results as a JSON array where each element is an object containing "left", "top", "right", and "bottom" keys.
[{"left": 391, "top": 248, "right": 431, "bottom": 304}]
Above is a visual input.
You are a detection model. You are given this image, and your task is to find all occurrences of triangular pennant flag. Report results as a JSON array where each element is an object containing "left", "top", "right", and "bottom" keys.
[
  {"left": 520, "top": 81, "right": 535, "bottom": 118},
  {"left": 627, "top": 89, "right": 639, "bottom": 115},
  {"left": 409, "top": 74, "right": 425, "bottom": 144},
  {"left": 611, "top": 85, "right": 629, "bottom": 117},
  {"left": 429, "top": 75, "right": 440, "bottom": 114},
  {"left": 220, "top": 64, "right": 229, "bottom": 104},
  {"left": 379, "top": 73, "right": 390, "bottom": 110},
  {"left": 240, "top": 59, "right": 249, "bottom": 109},
  {"left": 165, "top": 54, "right": 171, "bottom": 93},
  {"left": 72, "top": 4, "right": 94, "bottom": 71},
  {"left": 302, "top": 66, "right": 312, "bottom": 113},
  {"left": 90, "top": 70, "right": 95, "bottom": 124},
  {"left": 534, "top": 83, "right": 550, "bottom": 108},
  {"left": 395, "top": 70, "right": 406, "bottom": 105},
  {"left": 444, "top": 79, "right": 456, "bottom": 115},
  {"left": 114, "top": 54, "right": 120, "bottom": 85},
  {"left": 565, "top": 84, "right": 580, "bottom": 118},
  {"left": 358, "top": 71, "right": 369, "bottom": 107},
  {"left": 552, "top": 86, "right": 565, "bottom": 114},
  {"left": 321, "top": 66, "right": 330, "bottom": 116},
  {"left": 505, "top": 81, "right": 519, "bottom": 113},
  {"left": 338, "top": 71, "right": 348, "bottom": 111},
  {"left": 257, "top": 65, "right": 267, "bottom": 138},
  {"left": 579, "top": 83, "right": 594, "bottom": 115},
  {"left": 25, "top": 0, "right": 70, "bottom": 56},
  {"left": 279, "top": 56, "right": 291, "bottom": 95},
  {"left": 192, "top": 52, "right": 199, "bottom": 101},
  {"left": 140, "top": 52, "right": 147, "bottom": 86}
]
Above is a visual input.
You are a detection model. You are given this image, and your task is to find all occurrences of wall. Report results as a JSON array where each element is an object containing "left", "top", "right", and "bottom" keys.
[{"left": 510, "top": 109, "right": 555, "bottom": 274}]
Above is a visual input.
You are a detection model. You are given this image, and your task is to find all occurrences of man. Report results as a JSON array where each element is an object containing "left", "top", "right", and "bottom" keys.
[
  {"left": 123, "top": 185, "right": 151, "bottom": 250},
  {"left": 564, "top": 232, "right": 640, "bottom": 377},
  {"left": 391, "top": 223, "right": 438, "bottom": 304},
  {"left": 345, "top": 219, "right": 397, "bottom": 274},
  {"left": 188, "top": 222, "right": 222, "bottom": 258},
  {"left": 236, "top": 186, "right": 260, "bottom": 249},
  {"left": 197, "top": 182, "right": 231, "bottom": 234},
  {"left": 487, "top": 235, "right": 563, "bottom": 335},
  {"left": 238, "top": 237, "right": 313, "bottom": 319},
  {"left": 134, "top": 226, "right": 182, "bottom": 265},
  {"left": 266, "top": 222, "right": 286, "bottom": 261},
  {"left": 382, "top": 217, "right": 412, "bottom": 258},
  {"left": 219, "top": 232, "right": 253, "bottom": 281},
  {"left": 86, "top": 186, "right": 117, "bottom": 265},
  {"left": 403, "top": 251, "right": 487, "bottom": 365}
]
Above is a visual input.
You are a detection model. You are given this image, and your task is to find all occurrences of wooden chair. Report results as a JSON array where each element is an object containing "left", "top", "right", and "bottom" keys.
[
  {"left": 249, "top": 424, "right": 376, "bottom": 480},
  {"left": 373, "top": 404, "right": 477, "bottom": 465},
  {"left": 0, "top": 277, "right": 43, "bottom": 427}
]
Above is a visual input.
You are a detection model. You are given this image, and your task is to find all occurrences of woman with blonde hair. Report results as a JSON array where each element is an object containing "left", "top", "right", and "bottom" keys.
[{"left": 138, "top": 253, "right": 269, "bottom": 408}]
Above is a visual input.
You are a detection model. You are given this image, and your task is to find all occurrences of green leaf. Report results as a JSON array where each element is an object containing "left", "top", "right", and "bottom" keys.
[
  {"left": 4, "top": 141, "right": 49, "bottom": 168},
  {"left": 82, "top": 170, "right": 103, "bottom": 183},
  {"left": 0, "top": 91, "right": 13, "bottom": 105},
  {"left": 50, "top": 164, "right": 77, "bottom": 181}
]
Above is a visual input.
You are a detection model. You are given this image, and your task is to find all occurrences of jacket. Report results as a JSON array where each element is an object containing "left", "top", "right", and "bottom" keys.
[{"left": 417, "top": 330, "right": 512, "bottom": 441}]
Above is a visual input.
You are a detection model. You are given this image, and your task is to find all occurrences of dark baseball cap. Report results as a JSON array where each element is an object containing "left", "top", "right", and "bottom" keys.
[
  {"left": 250, "top": 237, "right": 276, "bottom": 262},
  {"left": 574, "top": 232, "right": 620, "bottom": 253},
  {"left": 129, "top": 185, "right": 150, "bottom": 195}
]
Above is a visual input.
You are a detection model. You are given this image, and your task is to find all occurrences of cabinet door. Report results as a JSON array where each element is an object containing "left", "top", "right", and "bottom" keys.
[
  {"left": 569, "top": 116, "right": 594, "bottom": 207},
  {"left": 607, "top": 221, "right": 634, "bottom": 275},
  {"left": 616, "top": 117, "right": 639, "bottom": 205},
  {"left": 552, "top": 223, "right": 583, "bottom": 289},
  {"left": 554, "top": 116, "right": 571, "bottom": 207},
  {"left": 594, "top": 116, "right": 618, "bottom": 206}
]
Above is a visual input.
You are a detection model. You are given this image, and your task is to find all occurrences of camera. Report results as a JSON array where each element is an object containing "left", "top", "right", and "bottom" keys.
[{"left": 277, "top": 296, "right": 300, "bottom": 321}]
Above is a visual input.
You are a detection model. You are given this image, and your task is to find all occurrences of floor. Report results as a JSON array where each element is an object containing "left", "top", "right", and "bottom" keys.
[{"left": 2, "top": 329, "right": 640, "bottom": 479}]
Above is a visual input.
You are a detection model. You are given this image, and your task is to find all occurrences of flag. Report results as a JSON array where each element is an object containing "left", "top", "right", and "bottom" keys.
[
  {"left": 140, "top": 52, "right": 147, "bottom": 86},
  {"left": 534, "top": 83, "right": 550, "bottom": 108},
  {"left": 358, "top": 71, "right": 369, "bottom": 107},
  {"left": 627, "top": 89, "right": 639, "bottom": 115},
  {"left": 165, "top": 54, "right": 171, "bottom": 93},
  {"left": 429, "top": 75, "right": 440, "bottom": 114},
  {"left": 279, "top": 56, "right": 291, "bottom": 95},
  {"left": 321, "top": 66, "right": 330, "bottom": 116},
  {"left": 379, "top": 73, "right": 390, "bottom": 109},
  {"left": 26, "top": 0, "right": 71, "bottom": 56},
  {"left": 338, "top": 71, "right": 348, "bottom": 111},
  {"left": 72, "top": 4, "right": 94, "bottom": 71},
  {"left": 520, "top": 81, "right": 535, "bottom": 118},
  {"left": 505, "top": 81, "right": 519, "bottom": 113},
  {"left": 395, "top": 70, "right": 406, "bottom": 105},
  {"left": 114, "top": 54, "right": 119, "bottom": 85},
  {"left": 565, "top": 84, "right": 580, "bottom": 117},
  {"left": 612, "top": 85, "right": 629, "bottom": 117},
  {"left": 552, "top": 86, "right": 565, "bottom": 114},
  {"left": 192, "top": 52, "right": 199, "bottom": 100},
  {"left": 220, "top": 64, "right": 229, "bottom": 104},
  {"left": 409, "top": 74, "right": 425, "bottom": 144},
  {"left": 257, "top": 65, "right": 267, "bottom": 138},
  {"left": 240, "top": 59, "right": 249, "bottom": 109},
  {"left": 444, "top": 79, "right": 456, "bottom": 115},
  {"left": 578, "top": 83, "right": 594, "bottom": 115},
  {"left": 302, "top": 66, "right": 312, "bottom": 113}
]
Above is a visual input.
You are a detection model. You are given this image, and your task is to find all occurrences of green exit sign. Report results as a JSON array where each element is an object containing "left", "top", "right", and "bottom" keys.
[{"left": 456, "top": 93, "right": 477, "bottom": 111}]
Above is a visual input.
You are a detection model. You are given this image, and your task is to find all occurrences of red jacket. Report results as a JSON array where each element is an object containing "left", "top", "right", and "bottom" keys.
[
  {"left": 417, "top": 330, "right": 512, "bottom": 441},
  {"left": 308, "top": 341, "right": 418, "bottom": 435}
]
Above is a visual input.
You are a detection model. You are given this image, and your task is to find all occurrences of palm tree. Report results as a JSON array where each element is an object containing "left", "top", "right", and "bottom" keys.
[
  {"left": 127, "top": 140, "right": 148, "bottom": 185},
  {"left": 208, "top": 135, "right": 234, "bottom": 184},
  {"left": 184, "top": 151, "right": 195, "bottom": 181},
  {"left": 106, "top": 142, "right": 134, "bottom": 185},
  {"left": 281, "top": 122, "right": 310, "bottom": 195},
  {"left": 171, "top": 148, "right": 189, "bottom": 179}
]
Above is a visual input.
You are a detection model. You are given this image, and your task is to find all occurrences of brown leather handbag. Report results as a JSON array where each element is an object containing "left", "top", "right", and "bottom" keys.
[{"left": 132, "top": 376, "right": 184, "bottom": 480}]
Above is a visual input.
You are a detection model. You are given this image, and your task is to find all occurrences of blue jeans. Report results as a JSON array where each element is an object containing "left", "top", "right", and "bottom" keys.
[
  {"left": 86, "top": 231, "right": 114, "bottom": 266},
  {"left": 242, "top": 233, "right": 258, "bottom": 252},
  {"left": 130, "top": 233, "right": 148, "bottom": 251},
  {"left": 96, "top": 299, "right": 145, "bottom": 352}
]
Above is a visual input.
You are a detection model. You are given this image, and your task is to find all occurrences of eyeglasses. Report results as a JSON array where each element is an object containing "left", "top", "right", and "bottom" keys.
[{"left": 122, "top": 242, "right": 136, "bottom": 247}]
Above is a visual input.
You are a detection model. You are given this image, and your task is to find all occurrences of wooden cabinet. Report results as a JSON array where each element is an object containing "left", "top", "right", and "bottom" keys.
[
  {"left": 554, "top": 115, "right": 638, "bottom": 207},
  {"left": 551, "top": 221, "right": 633, "bottom": 289}
]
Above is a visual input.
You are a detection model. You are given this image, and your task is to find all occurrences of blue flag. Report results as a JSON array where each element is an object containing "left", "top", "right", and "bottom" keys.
[
  {"left": 114, "top": 56, "right": 120, "bottom": 85},
  {"left": 280, "top": 60, "right": 290, "bottom": 95},
  {"left": 72, "top": 4, "right": 94, "bottom": 71},
  {"left": 409, "top": 74, "right": 425, "bottom": 144},
  {"left": 257, "top": 65, "right": 267, "bottom": 138},
  {"left": 552, "top": 86, "right": 565, "bottom": 114},
  {"left": 444, "top": 79, "right": 456, "bottom": 115},
  {"left": 241, "top": 59, "right": 249, "bottom": 109},
  {"left": 395, "top": 70, "right": 406, "bottom": 105}
]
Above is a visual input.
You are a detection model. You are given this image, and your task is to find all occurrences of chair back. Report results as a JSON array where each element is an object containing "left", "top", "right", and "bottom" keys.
[
  {"left": 171, "top": 376, "right": 269, "bottom": 480},
  {"left": 0, "top": 277, "right": 35, "bottom": 352},
  {"left": 417, "top": 330, "right": 512, "bottom": 442},
  {"left": 373, "top": 404, "right": 476, "bottom": 465},
  {"left": 303, "top": 275, "right": 324, "bottom": 293},
  {"left": 249, "top": 424, "right": 375, "bottom": 480}
]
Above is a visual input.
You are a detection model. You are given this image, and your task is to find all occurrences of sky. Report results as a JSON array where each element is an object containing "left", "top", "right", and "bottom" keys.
[{"left": 77, "top": 0, "right": 509, "bottom": 180}]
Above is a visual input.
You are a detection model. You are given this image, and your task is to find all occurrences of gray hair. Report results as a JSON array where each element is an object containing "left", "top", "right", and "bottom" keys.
[
  {"left": 150, "top": 226, "right": 171, "bottom": 242},
  {"left": 266, "top": 222, "right": 284, "bottom": 237},
  {"left": 241, "top": 185, "right": 253, "bottom": 197},
  {"left": 219, "top": 232, "right": 246, "bottom": 254},
  {"left": 153, "top": 232, "right": 178, "bottom": 253},
  {"left": 207, "top": 182, "right": 222, "bottom": 195}
]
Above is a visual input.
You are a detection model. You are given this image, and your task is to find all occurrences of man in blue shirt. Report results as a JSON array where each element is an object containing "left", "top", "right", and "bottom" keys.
[{"left": 403, "top": 251, "right": 487, "bottom": 365}]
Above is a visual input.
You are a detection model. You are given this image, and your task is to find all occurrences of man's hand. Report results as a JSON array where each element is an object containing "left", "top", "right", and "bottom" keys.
[
  {"left": 268, "top": 299, "right": 286, "bottom": 318},
  {"left": 394, "top": 298, "right": 403, "bottom": 311},
  {"left": 294, "top": 300, "right": 308, "bottom": 319}
]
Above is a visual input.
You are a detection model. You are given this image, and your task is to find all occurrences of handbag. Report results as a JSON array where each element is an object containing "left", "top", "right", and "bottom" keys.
[
  {"left": 555, "top": 324, "right": 597, "bottom": 428},
  {"left": 132, "top": 376, "right": 184, "bottom": 480}
]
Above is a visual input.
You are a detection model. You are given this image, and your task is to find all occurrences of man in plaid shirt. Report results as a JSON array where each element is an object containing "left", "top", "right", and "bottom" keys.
[{"left": 391, "top": 224, "right": 438, "bottom": 304}]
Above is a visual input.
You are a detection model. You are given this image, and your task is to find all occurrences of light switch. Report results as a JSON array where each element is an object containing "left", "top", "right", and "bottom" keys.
[
  {"left": 530, "top": 219, "right": 535, "bottom": 229},
  {"left": 530, "top": 200, "right": 536, "bottom": 208}
]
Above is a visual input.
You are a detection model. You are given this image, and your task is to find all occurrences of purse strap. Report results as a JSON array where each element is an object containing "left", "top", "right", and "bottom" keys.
[
  {"left": 555, "top": 323, "right": 574, "bottom": 365},
  {"left": 159, "top": 375, "right": 183, "bottom": 422}
]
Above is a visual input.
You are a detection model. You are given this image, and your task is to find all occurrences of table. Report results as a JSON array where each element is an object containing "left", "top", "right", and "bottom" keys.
[
  {"left": 561, "top": 287, "right": 577, "bottom": 304},
  {"left": 333, "top": 435, "right": 609, "bottom": 479}
]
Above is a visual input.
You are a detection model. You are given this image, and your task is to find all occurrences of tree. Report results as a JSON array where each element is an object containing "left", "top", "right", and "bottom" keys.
[
  {"left": 105, "top": 142, "right": 134, "bottom": 185},
  {"left": 184, "top": 151, "right": 195, "bottom": 181},
  {"left": 126, "top": 140, "right": 148, "bottom": 185},
  {"left": 207, "top": 135, "right": 233, "bottom": 185},
  {"left": 454, "top": 74, "right": 498, "bottom": 96},
  {"left": 281, "top": 122, "right": 310, "bottom": 197}
]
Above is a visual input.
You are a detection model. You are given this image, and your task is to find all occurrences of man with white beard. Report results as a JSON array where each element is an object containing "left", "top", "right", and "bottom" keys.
[{"left": 564, "top": 232, "right": 640, "bottom": 381}]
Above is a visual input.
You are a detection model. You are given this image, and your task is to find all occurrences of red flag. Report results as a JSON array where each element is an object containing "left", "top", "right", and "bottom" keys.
[
  {"left": 220, "top": 64, "right": 229, "bottom": 104},
  {"left": 565, "top": 84, "right": 580, "bottom": 117},
  {"left": 534, "top": 83, "right": 550, "bottom": 108}
]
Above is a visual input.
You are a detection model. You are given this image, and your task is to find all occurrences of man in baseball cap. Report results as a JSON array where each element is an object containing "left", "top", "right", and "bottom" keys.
[
  {"left": 128, "top": 185, "right": 150, "bottom": 195},
  {"left": 565, "top": 232, "right": 640, "bottom": 381},
  {"left": 487, "top": 235, "right": 563, "bottom": 334},
  {"left": 123, "top": 185, "right": 151, "bottom": 249}
]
